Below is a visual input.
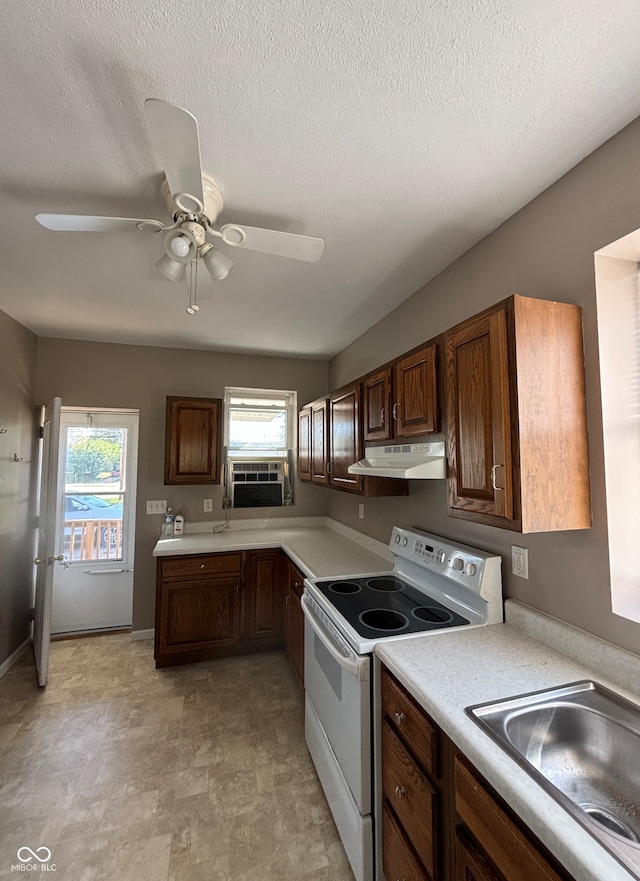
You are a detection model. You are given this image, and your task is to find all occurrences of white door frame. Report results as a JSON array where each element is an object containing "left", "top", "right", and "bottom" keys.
[{"left": 51, "top": 408, "right": 139, "bottom": 634}]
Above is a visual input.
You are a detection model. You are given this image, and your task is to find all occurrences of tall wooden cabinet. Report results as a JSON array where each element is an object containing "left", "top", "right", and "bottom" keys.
[
  {"left": 445, "top": 295, "right": 591, "bottom": 532},
  {"left": 164, "top": 396, "right": 222, "bottom": 485},
  {"left": 298, "top": 405, "right": 312, "bottom": 482}
]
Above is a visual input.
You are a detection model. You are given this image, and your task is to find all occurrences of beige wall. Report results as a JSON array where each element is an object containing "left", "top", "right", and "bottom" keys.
[
  {"left": 35, "top": 339, "right": 329, "bottom": 631},
  {"left": 0, "top": 310, "right": 38, "bottom": 666},
  {"left": 329, "top": 115, "right": 640, "bottom": 655}
]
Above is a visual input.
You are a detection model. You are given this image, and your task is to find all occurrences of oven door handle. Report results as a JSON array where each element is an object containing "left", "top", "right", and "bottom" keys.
[{"left": 301, "top": 595, "right": 366, "bottom": 680}]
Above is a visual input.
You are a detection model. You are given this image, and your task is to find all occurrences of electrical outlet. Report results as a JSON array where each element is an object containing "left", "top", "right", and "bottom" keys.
[
  {"left": 203, "top": 498, "right": 213, "bottom": 513},
  {"left": 511, "top": 545, "right": 529, "bottom": 579},
  {"left": 146, "top": 500, "right": 167, "bottom": 515},
  {"left": 358, "top": 503, "right": 365, "bottom": 520}
]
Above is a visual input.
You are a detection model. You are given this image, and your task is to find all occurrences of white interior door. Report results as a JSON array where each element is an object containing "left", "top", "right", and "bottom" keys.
[
  {"left": 51, "top": 409, "right": 139, "bottom": 634},
  {"left": 33, "top": 397, "right": 62, "bottom": 687}
]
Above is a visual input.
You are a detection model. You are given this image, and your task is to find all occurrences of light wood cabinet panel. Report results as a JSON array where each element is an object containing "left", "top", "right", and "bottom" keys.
[
  {"left": 165, "top": 396, "right": 222, "bottom": 485},
  {"left": 298, "top": 406, "right": 312, "bottom": 481},
  {"left": 394, "top": 344, "right": 438, "bottom": 436},
  {"left": 311, "top": 398, "right": 329, "bottom": 485},
  {"left": 445, "top": 295, "right": 591, "bottom": 532}
]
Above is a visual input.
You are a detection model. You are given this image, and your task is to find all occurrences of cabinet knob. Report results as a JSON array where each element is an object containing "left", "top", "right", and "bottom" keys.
[
  {"left": 200, "top": 563, "right": 205, "bottom": 569},
  {"left": 395, "top": 785, "right": 406, "bottom": 799},
  {"left": 394, "top": 711, "right": 406, "bottom": 725}
]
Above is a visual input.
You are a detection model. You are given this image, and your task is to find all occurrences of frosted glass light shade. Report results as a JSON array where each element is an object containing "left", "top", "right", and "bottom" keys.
[{"left": 156, "top": 253, "right": 186, "bottom": 282}]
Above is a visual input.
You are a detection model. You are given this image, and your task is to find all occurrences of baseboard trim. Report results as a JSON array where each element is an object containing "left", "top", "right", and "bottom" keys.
[
  {"left": 131, "top": 628, "right": 155, "bottom": 641},
  {"left": 0, "top": 636, "right": 32, "bottom": 679}
]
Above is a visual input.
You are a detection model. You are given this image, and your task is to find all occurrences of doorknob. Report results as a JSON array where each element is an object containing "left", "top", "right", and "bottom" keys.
[
  {"left": 33, "top": 557, "right": 44, "bottom": 564},
  {"left": 53, "top": 554, "right": 64, "bottom": 561}
]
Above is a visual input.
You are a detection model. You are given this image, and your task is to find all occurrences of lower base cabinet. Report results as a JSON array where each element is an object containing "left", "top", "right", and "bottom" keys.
[
  {"left": 381, "top": 666, "right": 576, "bottom": 881},
  {"left": 155, "top": 549, "right": 286, "bottom": 667},
  {"left": 285, "top": 560, "right": 305, "bottom": 688}
]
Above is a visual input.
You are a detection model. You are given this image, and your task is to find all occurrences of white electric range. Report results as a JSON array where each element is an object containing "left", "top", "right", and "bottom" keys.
[{"left": 301, "top": 526, "right": 503, "bottom": 881}]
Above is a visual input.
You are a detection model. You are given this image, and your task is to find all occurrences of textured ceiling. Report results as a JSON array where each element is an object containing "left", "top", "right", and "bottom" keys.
[{"left": 2, "top": 0, "right": 640, "bottom": 358}]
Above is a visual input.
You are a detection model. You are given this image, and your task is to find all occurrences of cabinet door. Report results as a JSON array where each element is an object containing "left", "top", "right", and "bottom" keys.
[
  {"left": 157, "top": 577, "right": 241, "bottom": 659},
  {"left": 393, "top": 345, "right": 438, "bottom": 437},
  {"left": 445, "top": 308, "right": 513, "bottom": 520},
  {"left": 363, "top": 368, "right": 392, "bottom": 442},
  {"left": 289, "top": 585, "right": 305, "bottom": 688},
  {"left": 329, "top": 383, "right": 363, "bottom": 493},
  {"left": 246, "top": 550, "right": 285, "bottom": 643},
  {"left": 298, "top": 406, "right": 312, "bottom": 481},
  {"left": 165, "top": 396, "right": 222, "bottom": 485},
  {"left": 311, "top": 398, "right": 330, "bottom": 485},
  {"left": 455, "top": 829, "right": 504, "bottom": 881}
]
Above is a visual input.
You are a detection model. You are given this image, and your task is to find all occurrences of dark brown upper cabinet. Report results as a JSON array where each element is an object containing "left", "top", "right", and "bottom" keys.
[
  {"left": 329, "top": 383, "right": 363, "bottom": 493},
  {"left": 445, "top": 295, "right": 591, "bottom": 532},
  {"left": 310, "top": 397, "right": 330, "bottom": 485},
  {"left": 363, "top": 343, "right": 438, "bottom": 443},
  {"left": 297, "top": 405, "right": 312, "bottom": 482},
  {"left": 164, "top": 396, "right": 222, "bottom": 485}
]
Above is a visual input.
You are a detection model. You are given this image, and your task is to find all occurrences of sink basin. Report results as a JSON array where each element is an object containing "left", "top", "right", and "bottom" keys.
[{"left": 467, "top": 681, "right": 640, "bottom": 879}]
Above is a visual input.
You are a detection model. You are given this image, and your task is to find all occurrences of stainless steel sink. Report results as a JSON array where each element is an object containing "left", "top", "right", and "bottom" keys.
[{"left": 467, "top": 680, "right": 640, "bottom": 879}]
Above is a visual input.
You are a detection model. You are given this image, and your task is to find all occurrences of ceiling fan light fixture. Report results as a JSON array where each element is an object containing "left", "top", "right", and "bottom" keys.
[
  {"left": 164, "top": 225, "right": 200, "bottom": 263},
  {"left": 201, "top": 243, "right": 234, "bottom": 281},
  {"left": 156, "top": 253, "right": 187, "bottom": 283}
]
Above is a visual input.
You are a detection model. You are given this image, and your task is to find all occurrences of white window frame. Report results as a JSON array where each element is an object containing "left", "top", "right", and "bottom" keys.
[
  {"left": 595, "top": 233, "right": 640, "bottom": 624},
  {"left": 223, "top": 387, "right": 296, "bottom": 458}
]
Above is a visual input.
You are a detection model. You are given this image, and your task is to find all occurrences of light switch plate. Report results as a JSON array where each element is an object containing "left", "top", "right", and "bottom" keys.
[{"left": 147, "top": 500, "right": 167, "bottom": 515}]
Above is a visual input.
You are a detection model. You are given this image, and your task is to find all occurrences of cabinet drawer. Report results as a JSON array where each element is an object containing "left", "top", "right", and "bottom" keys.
[
  {"left": 383, "top": 805, "right": 430, "bottom": 881},
  {"left": 382, "top": 667, "right": 438, "bottom": 777},
  {"left": 160, "top": 553, "right": 242, "bottom": 579},
  {"left": 454, "top": 757, "right": 568, "bottom": 881},
  {"left": 382, "top": 721, "right": 437, "bottom": 877}
]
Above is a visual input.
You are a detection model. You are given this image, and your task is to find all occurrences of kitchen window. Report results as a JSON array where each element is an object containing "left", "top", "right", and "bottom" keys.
[
  {"left": 595, "top": 233, "right": 640, "bottom": 624},
  {"left": 223, "top": 387, "right": 296, "bottom": 507}
]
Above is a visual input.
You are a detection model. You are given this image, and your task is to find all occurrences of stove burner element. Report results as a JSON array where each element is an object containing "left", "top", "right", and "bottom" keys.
[
  {"left": 412, "top": 605, "right": 454, "bottom": 624},
  {"left": 365, "top": 576, "right": 404, "bottom": 592},
  {"left": 328, "top": 580, "right": 362, "bottom": 595},
  {"left": 358, "top": 609, "right": 409, "bottom": 632}
]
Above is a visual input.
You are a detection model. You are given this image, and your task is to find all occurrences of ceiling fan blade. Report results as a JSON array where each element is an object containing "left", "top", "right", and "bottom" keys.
[
  {"left": 145, "top": 99, "right": 204, "bottom": 212},
  {"left": 35, "top": 214, "right": 165, "bottom": 233},
  {"left": 220, "top": 224, "right": 325, "bottom": 263}
]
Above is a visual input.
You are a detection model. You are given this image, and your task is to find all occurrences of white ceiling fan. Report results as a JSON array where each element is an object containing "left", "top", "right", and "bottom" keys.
[{"left": 35, "top": 99, "right": 325, "bottom": 312}]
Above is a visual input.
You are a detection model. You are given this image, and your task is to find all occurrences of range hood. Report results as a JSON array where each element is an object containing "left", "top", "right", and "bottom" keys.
[{"left": 348, "top": 443, "right": 447, "bottom": 479}]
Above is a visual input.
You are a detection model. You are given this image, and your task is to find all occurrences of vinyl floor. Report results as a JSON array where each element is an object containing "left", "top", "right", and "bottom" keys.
[{"left": 0, "top": 636, "right": 354, "bottom": 880}]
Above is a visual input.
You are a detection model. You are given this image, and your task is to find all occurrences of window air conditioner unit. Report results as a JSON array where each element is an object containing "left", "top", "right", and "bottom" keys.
[{"left": 230, "top": 461, "right": 284, "bottom": 508}]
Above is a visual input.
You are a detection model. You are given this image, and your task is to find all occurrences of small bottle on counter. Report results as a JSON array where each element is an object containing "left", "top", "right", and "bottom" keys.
[
  {"left": 161, "top": 508, "right": 174, "bottom": 537},
  {"left": 173, "top": 513, "right": 185, "bottom": 536}
]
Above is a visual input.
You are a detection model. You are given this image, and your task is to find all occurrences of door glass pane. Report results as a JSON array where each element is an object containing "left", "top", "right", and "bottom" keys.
[{"left": 62, "top": 426, "right": 127, "bottom": 561}]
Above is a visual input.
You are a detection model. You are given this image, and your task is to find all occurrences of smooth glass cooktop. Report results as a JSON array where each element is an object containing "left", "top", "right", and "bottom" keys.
[{"left": 313, "top": 575, "right": 469, "bottom": 640}]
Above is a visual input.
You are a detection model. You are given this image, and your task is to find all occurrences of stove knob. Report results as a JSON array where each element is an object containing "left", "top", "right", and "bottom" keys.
[
  {"left": 464, "top": 562, "right": 476, "bottom": 577},
  {"left": 452, "top": 556, "right": 464, "bottom": 571},
  {"left": 402, "top": 537, "right": 408, "bottom": 547},
  {"left": 393, "top": 534, "right": 401, "bottom": 544}
]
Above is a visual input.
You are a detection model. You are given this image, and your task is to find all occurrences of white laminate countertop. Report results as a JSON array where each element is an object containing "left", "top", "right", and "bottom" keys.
[
  {"left": 152, "top": 521, "right": 394, "bottom": 581},
  {"left": 376, "top": 603, "right": 640, "bottom": 881}
]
